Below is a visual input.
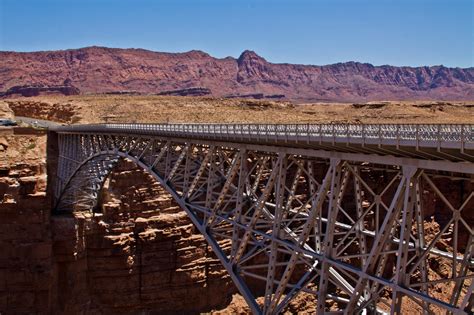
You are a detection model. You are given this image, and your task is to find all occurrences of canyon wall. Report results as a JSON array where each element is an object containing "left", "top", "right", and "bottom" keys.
[
  {"left": 1, "top": 47, "right": 473, "bottom": 102},
  {"left": 0, "top": 159, "right": 51, "bottom": 313}
]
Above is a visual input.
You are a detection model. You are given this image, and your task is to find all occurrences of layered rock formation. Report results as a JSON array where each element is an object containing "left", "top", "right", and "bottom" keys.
[
  {"left": 0, "top": 102, "right": 14, "bottom": 120},
  {"left": 0, "top": 163, "right": 50, "bottom": 313},
  {"left": 0, "top": 133, "right": 50, "bottom": 314},
  {"left": 80, "top": 160, "right": 236, "bottom": 313},
  {"left": 3, "top": 100, "right": 81, "bottom": 123},
  {"left": 156, "top": 87, "right": 211, "bottom": 96},
  {"left": 1, "top": 47, "right": 473, "bottom": 102},
  {"left": 0, "top": 85, "right": 80, "bottom": 98}
]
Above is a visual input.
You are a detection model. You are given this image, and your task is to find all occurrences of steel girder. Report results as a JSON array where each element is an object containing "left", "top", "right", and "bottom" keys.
[{"left": 53, "top": 132, "right": 474, "bottom": 314}]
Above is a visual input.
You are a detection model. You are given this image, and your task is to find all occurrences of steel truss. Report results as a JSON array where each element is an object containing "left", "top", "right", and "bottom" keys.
[{"left": 53, "top": 131, "right": 474, "bottom": 314}]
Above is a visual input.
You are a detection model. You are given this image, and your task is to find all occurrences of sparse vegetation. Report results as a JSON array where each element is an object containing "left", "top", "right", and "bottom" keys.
[
  {"left": 25, "top": 142, "right": 36, "bottom": 150},
  {"left": 4, "top": 95, "right": 474, "bottom": 125}
]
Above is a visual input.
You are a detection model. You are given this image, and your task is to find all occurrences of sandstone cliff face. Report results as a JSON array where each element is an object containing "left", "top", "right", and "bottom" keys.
[
  {"left": 81, "top": 160, "right": 236, "bottom": 314},
  {"left": 4, "top": 100, "right": 82, "bottom": 123},
  {"left": 0, "top": 163, "right": 50, "bottom": 313},
  {"left": 1, "top": 47, "right": 473, "bottom": 102},
  {"left": 0, "top": 133, "right": 51, "bottom": 314},
  {"left": 0, "top": 102, "right": 14, "bottom": 119}
]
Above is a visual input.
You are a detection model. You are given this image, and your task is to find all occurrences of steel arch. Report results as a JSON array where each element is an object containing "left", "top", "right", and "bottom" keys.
[{"left": 52, "top": 127, "right": 474, "bottom": 315}]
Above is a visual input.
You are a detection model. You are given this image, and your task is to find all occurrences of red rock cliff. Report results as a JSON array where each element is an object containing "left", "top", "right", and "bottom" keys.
[{"left": 1, "top": 47, "right": 473, "bottom": 102}]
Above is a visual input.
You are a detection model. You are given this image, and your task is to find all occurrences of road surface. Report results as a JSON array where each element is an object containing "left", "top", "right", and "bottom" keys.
[{"left": 15, "top": 116, "right": 62, "bottom": 129}]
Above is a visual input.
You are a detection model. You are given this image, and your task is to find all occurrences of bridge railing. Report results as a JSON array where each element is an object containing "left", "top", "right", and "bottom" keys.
[{"left": 52, "top": 123, "right": 473, "bottom": 150}]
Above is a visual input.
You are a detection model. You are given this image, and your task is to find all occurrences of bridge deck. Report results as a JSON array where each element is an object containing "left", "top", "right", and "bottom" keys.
[{"left": 53, "top": 123, "right": 474, "bottom": 163}]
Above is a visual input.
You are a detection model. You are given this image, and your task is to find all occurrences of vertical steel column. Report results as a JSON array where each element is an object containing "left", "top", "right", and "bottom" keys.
[
  {"left": 391, "top": 167, "right": 419, "bottom": 314},
  {"left": 317, "top": 159, "right": 344, "bottom": 313},
  {"left": 263, "top": 153, "right": 287, "bottom": 313}
]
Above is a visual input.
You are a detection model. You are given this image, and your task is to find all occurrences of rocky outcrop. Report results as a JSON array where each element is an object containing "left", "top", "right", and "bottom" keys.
[
  {"left": 157, "top": 87, "right": 211, "bottom": 96},
  {"left": 225, "top": 93, "right": 285, "bottom": 99},
  {"left": 0, "top": 46, "right": 473, "bottom": 102},
  {"left": 0, "top": 85, "right": 80, "bottom": 98},
  {"left": 0, "top": 161, "right": 51, "bottom": 314},
  {"left": 5, "top": 100, "right": 81, "bottom": 123},
  {"left": 0, "top": 101, "right": 14, "bottom": 119}
]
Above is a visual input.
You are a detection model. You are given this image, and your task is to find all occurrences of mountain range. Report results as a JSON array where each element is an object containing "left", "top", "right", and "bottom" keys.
[{"left": 1, "top": 46, "right": 473, "bottom": 102}]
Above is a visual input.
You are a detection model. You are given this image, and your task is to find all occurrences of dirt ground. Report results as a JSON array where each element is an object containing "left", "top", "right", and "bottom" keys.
[
  {"left": 1, "top": 95, "right": 473, "bottom": 124},
  {"left": 0, "top": 130, "right": 46, "bottom": 166}
]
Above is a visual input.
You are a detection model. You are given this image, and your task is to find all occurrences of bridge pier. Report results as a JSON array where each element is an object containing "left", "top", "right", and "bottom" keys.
[{"left": 46, "top": 130, "right": 59, "bottom": 213}]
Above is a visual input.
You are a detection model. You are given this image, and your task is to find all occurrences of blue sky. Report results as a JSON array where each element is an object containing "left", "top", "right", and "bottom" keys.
[{"left": 0, "top": 0, "right": 472, "bottom": 67}]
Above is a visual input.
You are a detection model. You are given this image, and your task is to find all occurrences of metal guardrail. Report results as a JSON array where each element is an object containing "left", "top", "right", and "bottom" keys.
[{"left": 53, "top": 123, "right": 474, "bottom": 151}]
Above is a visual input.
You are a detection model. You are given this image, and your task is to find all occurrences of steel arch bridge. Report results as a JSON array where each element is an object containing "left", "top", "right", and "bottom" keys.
[{"left": 50, "top": 123, "right": 474, "bottom": 314}]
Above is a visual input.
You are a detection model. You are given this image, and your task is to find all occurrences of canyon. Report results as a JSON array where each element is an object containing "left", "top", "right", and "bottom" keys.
[
  {"left": 1, "top": 47, "right": 473, "bottom": 102},
  {"left": 1, "top": 127, "right": 471, "bottom": 314},
  {"left": 0, "top": 98, "right": 472, "bottom": 314}
]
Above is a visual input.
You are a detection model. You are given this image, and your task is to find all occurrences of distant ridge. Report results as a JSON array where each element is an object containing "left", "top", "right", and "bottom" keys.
[{"left": 1, "top": 46, "right": 473, "bottom": 102}]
